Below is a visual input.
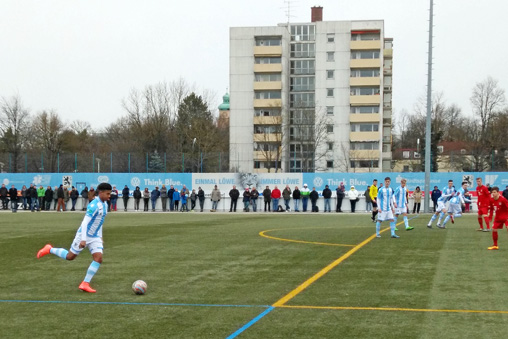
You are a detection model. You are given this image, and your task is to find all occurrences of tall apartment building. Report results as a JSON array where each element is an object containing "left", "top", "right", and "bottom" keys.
[{"left": 230, "top": 6, "right": 393, "bottom": 173}]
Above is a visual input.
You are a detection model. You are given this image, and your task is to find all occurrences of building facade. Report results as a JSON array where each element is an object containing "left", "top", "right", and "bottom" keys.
[{"left": 230, "top": 7, "right": 393, "bottom": 173}]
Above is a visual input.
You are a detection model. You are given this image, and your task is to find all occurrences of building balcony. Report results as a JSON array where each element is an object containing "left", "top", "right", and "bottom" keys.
[
  {"left": 350, "top": 59, "right": 381, "bottom": 69},
  {"left": 254, "top": 46, "right": 283, "bottom": 56},
  {"left": 253, "top": 81, "right": 282, "bottom": 91},
  {"left": 350, "top": 95, "right": 381, "bottom": 105},
  {"left": 349, "top": 77, "right": 380, "bottom": 87},
  {"left": 253, "top": 150, "right": 280, "bottom": 161},
  {"left": 382, "top": 151, "right": 392, "bottom": 160},
  {"left": 383, "top": 67, "right": 392, "bottom": 75},
  {"left": 253, "top": 116, "right": 282, "bottom": 125},
  {"left": 349, "top": 113, "right": 380, "bottom": 123},
  {"left": 349, "top": 149, "right": 380, "bottom": 159},
  {"left": 383, "top": 48, "right": 393, "bottom": 58},
  {"left": 254, "top": 64, "right": 283, "bottom": 73},
  {"left": 253, "top": 98, "right": 282, "bottom": 108},
  {"left": 350, "top": 131, "right": 380, "bottom": 142},
  {"left": 350, "top": 40, "right": 382, "bottom": 50},
  {"left": 253, "top": 133, "right": 282, "bottom": 143}
]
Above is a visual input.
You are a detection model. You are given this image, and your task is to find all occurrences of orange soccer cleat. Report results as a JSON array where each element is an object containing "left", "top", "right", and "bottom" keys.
[
  {"left": 37, "top": 244, "right": 53, "bottom": 259},
  {"left": 488, "top": 245, "right": 499, "bottom": 250},
  {"left": 79, "top": 281, "right": 96, "bottom": 293}
]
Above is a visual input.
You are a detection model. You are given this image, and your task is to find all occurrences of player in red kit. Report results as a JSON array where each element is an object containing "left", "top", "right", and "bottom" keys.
[
  {"left": 476, "top": 177, "right": 491, "bottom": 231},
  {"left": 487, "top": 187, "right": 508, "bottom": 250}
]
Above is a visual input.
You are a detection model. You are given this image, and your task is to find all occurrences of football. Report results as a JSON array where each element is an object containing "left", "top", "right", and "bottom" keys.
[{"left": 132, "top": 280, "right": 147, "bottom": 295}]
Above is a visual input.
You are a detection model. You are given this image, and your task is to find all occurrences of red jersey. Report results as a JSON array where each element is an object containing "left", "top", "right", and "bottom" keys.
[
  {"left": 489, "top": 196, "right": 508, "bottom": 222},
  {"left": 476, "top": 185, "right": 490, "bottom": 207}
]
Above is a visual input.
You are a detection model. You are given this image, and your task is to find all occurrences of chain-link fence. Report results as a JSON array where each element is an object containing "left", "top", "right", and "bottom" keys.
[{"left": 0, "top": 152, "right": 231, "bottom": 173}]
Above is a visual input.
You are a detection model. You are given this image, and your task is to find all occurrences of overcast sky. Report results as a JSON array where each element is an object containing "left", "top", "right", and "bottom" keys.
[{"left": 1, "top": 0, "right": 507, "bottom": 129}]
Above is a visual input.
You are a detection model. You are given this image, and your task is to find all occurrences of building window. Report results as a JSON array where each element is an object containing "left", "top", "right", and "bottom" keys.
[
  {"left": 255, "top": 57, "right": 281, "bottom": 64},
  {"left": 327, "top": 125, "right": 334, "bottom": 133},
  {"left": 290, "top": 77, "right": 315, "bottom": 91},
  {"left": 255, "top": 37, "right": 282, "bottom": 46},
  {"left": 254, "top": 73, "right": 282, "bottom": 82},
  {"left": 254, "top": 161, "right": 261, "bottom": 169},
  {"left": 350, "top": 69, "right": 380, "bottom": 77},
  {"left": 290, "top": 60, "right": 315, "bottom": 75},
  {"left": 403, "top": 165, "right": 410, "bottom": 172},
  {"left": 350, "top": 87, "right": 381, "bottom": 96},
  {"left": 350, "top": 106, "right": 380, "bottom": 114},
  {"left": 350, "top": 142, "right": 379, "bottom": 150},
  {"left": 290, "top": 93, "right": 315, "bottom": 108},
  {"left": 327, "top": 142, "right": 334, "bottom": 151},
  {"left": 350, "top": 160, "right": 379, "bottom": 168},
  {"left": 327, "top": 52, "right": 335, "bottom": 62},
  {"left": 327, "top": 161, "right": 334, "bottom": 168},
  {"left": 255, "top": 91, "right": 281, "bottom": 99},
  {"left": 327, "top": 34, "right": 334, "bottom": 43},
  {"left": 437, "top": 146, "right": 444, "bottom": 153},
  {"left": 327, "top": 88, "right": 334, "bottom": 97},
  {"left": 326, "top": 106, "right": 334, "bottom": 115},
  {"left": 351, "top": 33, "right": 380, "bottom": 41},
  {"left": 351, "top": 51, "right": 380, "bottom": 59},
  {"left": 326, "top": 70, "right": 334, "bottom": 79},
  {"left": 290, "top": 43, "right": 316, "bottom": 58},
  {"left": 255, "top": 108, "right": 281, "bottom": 117},
  {"left": 350, "top": 123, "right": 379, "bottom": 132},
  {"left": 290, "top": 25, "right": 316, "bottom": 41}
]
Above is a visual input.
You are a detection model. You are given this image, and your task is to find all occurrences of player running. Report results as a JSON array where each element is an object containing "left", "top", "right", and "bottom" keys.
[
  {"left": 440, "top": 181, "right": 472, "bottom": 229},
  {"left": 476, "top": 177, "right": 492, "bottom": 232},
  {"left": 36, "top": 182, "right": 112, "bottom": 293},
  {"left": 487, "top": 187, "right": 508, "bottom": 250},
  {"left": 375, "top": 177, "right": 399, "bottom": 238},
  {"left": 370, "top": 179, "right": 378, "bottom": 222},
  {"left": 427, "top": 180, "right": 456, "bottom": 228},
  {"left": 393, "top": 178, "right": 414, "bottom": 231}
]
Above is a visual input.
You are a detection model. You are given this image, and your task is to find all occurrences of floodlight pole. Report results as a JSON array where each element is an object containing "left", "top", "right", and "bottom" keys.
[{"left": 424, "top": 0, "right": 434, "bottom": 213}]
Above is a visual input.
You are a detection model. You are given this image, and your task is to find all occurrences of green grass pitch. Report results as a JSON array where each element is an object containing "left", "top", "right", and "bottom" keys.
[{"left": 2, "top": 211, "right": 508, "bottom": 338}]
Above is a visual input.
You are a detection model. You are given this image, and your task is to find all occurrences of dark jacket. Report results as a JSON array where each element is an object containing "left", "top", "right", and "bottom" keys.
[
  {"left": 243, "top": 190, "right": 251, "bottom": 202},
  {"left": 81, "top": 188, "right": 88, "bottom": 199},
  {"left": 70, "top": 189, "right": 79, "bottom": 200},
  {"left": 151, "top": 189, "right": 160, "bottom": 200},
  {"left": 310, "top": 190, "right": 319, "bottom": 202},
  {"left": 122, "top": 187, "right": 130, "bottom": 198},
  {"left": 292, "top": 189, "right": 301, "bottom": 199},
  {"left": 45, "top": 188, "right": 53, "bottom": 201},
  {"left": 250, "top": 189, "right": 259, "bottom": 200},
  {"left": 431, "top": 189, "right": 441, "bottom": 202},
  {"left": 197, "top": 189, "right": 205, "bottom": 200},
  {"left": 9, "top": 187, "right": 17, "bottom": 200},
  {"left": 133, "top": 188, "right": 142, "bottom": 199},
  {"left": 503, "top": 189, "right": 508, "bottom": 200},
  {"left": 57, "top": 186, "right": 64, "bottom": 199},
  {"left": 168, "top": 188, "right": 175, "bottom": 200},
  {"left": 229, "top": 188, "right": 240, "bottom": 200},
  {"left": 0, "top": 186, "right": 7, "bottom": 198},
  {"left": 29, "top": 187, "right": 38, "bottom": 199},
  {"left": 322, "top": 188, "right": 332, "bottom": 199},
  {"left": 263, "top": 188, "right": 271, "bottom": 202},
  {"left": 336, "top": 187, "right": 345, "bottom": 199}
]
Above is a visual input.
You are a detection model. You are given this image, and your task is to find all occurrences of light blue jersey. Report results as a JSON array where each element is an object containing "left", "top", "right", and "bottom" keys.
[
  {"left": 377, "top": 186, "right": 395, "bottom": 211},
  {"left": 394, "top": 186, "right": 408, "bottom": 207},
  {"left": 438, "top": 186, "right": 456, "bottom": 202},
  {"left": 79, "top": 197, "right": 108, "bottom": 239}
]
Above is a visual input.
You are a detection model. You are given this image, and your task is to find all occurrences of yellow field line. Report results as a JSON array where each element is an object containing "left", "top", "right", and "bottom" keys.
[
  {"left": 272, "top": 227, "right": 390, "bottom": 307},
  {"left": 278, "top": 304, "right": 508, "bottom": 315},
  {"left": 259, "top": 228, "right": 355, "bottom": 247}
]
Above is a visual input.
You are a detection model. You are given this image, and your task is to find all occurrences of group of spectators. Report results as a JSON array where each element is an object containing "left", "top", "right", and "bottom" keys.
[{"left": 0, "top": 183, "right": 80, "bottom": 213}]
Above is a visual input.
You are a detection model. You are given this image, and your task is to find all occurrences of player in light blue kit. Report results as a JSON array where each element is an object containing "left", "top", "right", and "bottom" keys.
[
  {"left": 440, "top": 181, "right": 471, "bottom": 228},
  {"left": 375, "top": 177, "right": 399, "bottom": 238},
  {"left": 427, "top": 180, "right": 456, "bottom": 228},
  {"left": 393, "top": 178, "right": 414, "bottom": 231},
  {"left": 37, "top": 182, "right": 112, "bottom": 293}
]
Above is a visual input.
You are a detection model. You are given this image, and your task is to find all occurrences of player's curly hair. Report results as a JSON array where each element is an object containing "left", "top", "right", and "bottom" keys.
[{"left": 97, "top": 183, "right": 112, "bottom": 191}]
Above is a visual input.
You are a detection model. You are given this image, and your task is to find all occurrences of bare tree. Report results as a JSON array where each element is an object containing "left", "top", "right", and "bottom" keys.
[
  {"left": 0, "top": 95, "right": 30, "bottom": 172},
  {"left": 29, "top": 110, "right": 65, "bottom": 172},
  {"left": 470, "top": 76, "right": 506, "bottom": 142}
]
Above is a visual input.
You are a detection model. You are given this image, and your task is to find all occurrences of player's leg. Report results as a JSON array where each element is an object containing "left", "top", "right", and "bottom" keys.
[
  {"left": 437, "top": 209, "right": 446, "bottom": 226},
  {"left": 390, "top": 217, "right": 399, "bottom": 238},
  {"left": 375, "top": 216, "right": 382, "bottom": 237},
  {"left": 79, "top": 242, "right": 103, "bottom": 293},
  {"left": 428, "top": 211, "right": 439, "bottom": 227},
  {"left": 403, "top": 212, "right": 413, "bottom": 230}
]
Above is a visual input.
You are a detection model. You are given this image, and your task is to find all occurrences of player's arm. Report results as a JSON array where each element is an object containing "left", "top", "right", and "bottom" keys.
[
  {"left": 369, "top": 186, "right": 376, "bottom": 201},
  {"left": 376, "top": 196, "right": 382, "bottom": 212},
  {"left": 391, "top": 191, "right": 397, "bottom": 209}
]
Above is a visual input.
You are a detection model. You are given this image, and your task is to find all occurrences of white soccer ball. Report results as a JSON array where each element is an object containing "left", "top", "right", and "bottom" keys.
[{"left": 132, "top": 280, "right": 147, "bottom": 295}]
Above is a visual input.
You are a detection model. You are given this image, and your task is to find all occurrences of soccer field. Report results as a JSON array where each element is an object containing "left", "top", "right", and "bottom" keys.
[{"left": 2, "top": 211, "right": 508, "bottom": 338}]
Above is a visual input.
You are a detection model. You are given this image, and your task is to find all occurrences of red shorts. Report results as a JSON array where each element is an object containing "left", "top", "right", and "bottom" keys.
[
  {"left": 493, "top": 221, "right": 507, "bottom": 230},
  {"left": 477, "top": 206, "right": 489, "bottom": 216}
]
